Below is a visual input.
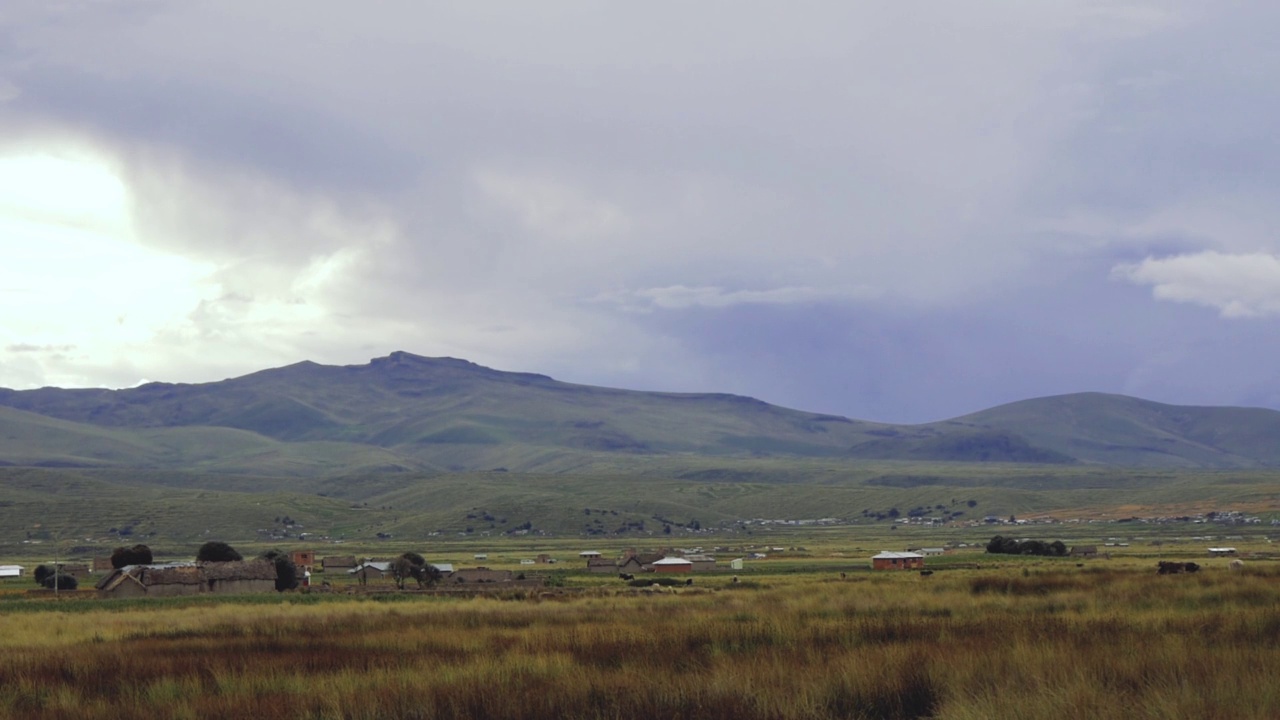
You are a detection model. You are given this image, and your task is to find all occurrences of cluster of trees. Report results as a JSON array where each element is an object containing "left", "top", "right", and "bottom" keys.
[{"left": 985, "top": 535, "right": 1068, "bottom": 557}]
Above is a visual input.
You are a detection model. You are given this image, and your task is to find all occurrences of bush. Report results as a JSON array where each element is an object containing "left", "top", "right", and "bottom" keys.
[
  {"left": 42, "top": 574, "right": 77, "bottom": 591},
  {"left": 196, "top": 541, "right": 242, "bottom": 562},
  {"left": 986, "top": 535, "right": 1068, "bottom": 557},
  {"left": 33, "top": 565, "right": 53, "bottom": 585},
  {"left": 111, "top": 544, "right": 153, "bottom": 568}
]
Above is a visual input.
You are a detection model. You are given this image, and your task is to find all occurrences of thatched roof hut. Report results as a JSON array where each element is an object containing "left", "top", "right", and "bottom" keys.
[{"left": 96, "top": 560, "right": 277, "bottom": 598}]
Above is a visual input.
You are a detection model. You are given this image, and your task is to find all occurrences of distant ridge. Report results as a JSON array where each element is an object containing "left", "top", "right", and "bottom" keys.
[{"left": 3, "top": 353, "right": 1280, "bottom": 472}]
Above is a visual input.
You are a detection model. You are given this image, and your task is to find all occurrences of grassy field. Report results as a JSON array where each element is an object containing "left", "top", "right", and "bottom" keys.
[
  {"left": 1, "top": 552, "right": 1278, "bottom": 720},
  {"left": 4, "top": 460, "right": 1280, "bottom": 547}
]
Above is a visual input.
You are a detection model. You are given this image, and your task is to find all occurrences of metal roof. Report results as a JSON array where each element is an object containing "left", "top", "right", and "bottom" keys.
[
  {"left": 652, "top": 557, "right": 693, "bottom": 565},
  {"left": 872, "top": 551, "right": 924, "bottom": 559}
]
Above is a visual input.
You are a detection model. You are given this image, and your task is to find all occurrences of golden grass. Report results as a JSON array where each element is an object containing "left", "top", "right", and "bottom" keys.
[{"left": 1, "top": 567, "right": 1278, "bottom": 719}]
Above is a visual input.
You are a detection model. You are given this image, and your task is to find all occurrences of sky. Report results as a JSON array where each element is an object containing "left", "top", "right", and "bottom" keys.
[{"left": 2, "top": 2, "right": 1280, "bottom": 424}]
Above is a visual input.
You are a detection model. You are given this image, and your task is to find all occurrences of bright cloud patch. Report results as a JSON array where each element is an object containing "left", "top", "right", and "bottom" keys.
[
  {"left": 1113, "top": 252, "right": 1280, "bottom": 318},
  {"left": 0, "top": 151, "right": 218, "bottom": 384}
]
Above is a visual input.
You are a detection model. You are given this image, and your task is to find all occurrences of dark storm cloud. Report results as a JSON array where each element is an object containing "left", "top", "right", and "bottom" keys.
[{"left": 8, "top": 65, "right": 421, "bottom": 194}]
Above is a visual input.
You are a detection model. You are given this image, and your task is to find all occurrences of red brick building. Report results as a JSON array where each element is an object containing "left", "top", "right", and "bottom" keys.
[{"left": 871, "top": 551, "right": 924, "bottom": 570}]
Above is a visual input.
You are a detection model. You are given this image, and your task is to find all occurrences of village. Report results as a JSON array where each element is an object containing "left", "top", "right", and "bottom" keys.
[{"left": 0, "top": 536, "right": 1267, "bottom": 599}]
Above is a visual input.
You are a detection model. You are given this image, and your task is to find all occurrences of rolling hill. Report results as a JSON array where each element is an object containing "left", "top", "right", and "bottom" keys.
[{"left": 2, "top": 352, "right": 1280, "bottom": 472}]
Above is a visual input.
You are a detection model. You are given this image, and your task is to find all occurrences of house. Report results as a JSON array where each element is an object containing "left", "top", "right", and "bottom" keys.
[
  {"left": 1208, "top": 547, "right": 1238, "bottom": 557},
  {"left": 1070, "top": 545, "right": 1098, "bottom": 558},
  {"left": 730, "top": 558, "right": 744, "bottom": 571},
  {"left": 350, "top": 561, "right": 392, "bottom": 584},
  {"left": 290, "top": 550, "right": 316, "bottom": 571},
  {"left": 587, "top": 557, "right": 618, "bottom": 574},
  {"left": 871, "top": 552, "right": 924, "bottom": 570},
  {"left": 578, "top": 551, "right": 602, "bottom": 559},
  {"left": 321, "top": 555, "right": 357, "bottom": 572},
  {"left": 652, "top": 557, "right": 693, "bottom": 574},
  {"left": 683, "top": 554, "right": 717, "bottom": 572},
  {"left": 95, "top": 561, "right": 277, "bottom": 598},
  {"left": 617, "top": 556, "right": 645, "bottom": 574},
  {"left": 918, "top": 548, "right": 946, "bottom": 557},
  {"left": 0, "top": 565, "right": 23, "bottom": 578},
  {"left": 92, "top": 556, "right": 114, "bottom": 572}
]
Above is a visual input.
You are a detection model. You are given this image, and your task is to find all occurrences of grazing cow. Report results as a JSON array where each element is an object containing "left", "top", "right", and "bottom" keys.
[
  {"left": 619, "top": 573, "right": 634, "bottom": 581},
  {"left": 1229, "top": 559, "right": 1245, "bottom": 573},
  {"left": 919, "top": 570, "right": 934, "bottom": 577}
]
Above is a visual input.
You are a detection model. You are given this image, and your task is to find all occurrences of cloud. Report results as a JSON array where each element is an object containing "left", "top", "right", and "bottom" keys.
[
  {"left": 1, "top": 3, "right": 1280, "bottom": 419},
  {"left": 0, "top": 77, "right": 18, "bottom": 102},
  {"left": 592, "top": 285, "right": 880, "bottom": 313},
  {"left": 5, "top": 343, "right": 74, "bottom": 353},
  {"left": 1114, "top": 251, "right": 1280, "bottom": 317}
]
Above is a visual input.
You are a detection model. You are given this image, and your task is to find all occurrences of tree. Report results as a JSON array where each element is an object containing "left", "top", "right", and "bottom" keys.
[
  {"left": 196, "top": 541, "right": 242, "bottom": 562},
  {"left": 111, "top": 544, "right": 153, "bottom": 569},
  {"left": 389, "top": 552, "right": 441, "bottom": 590},
  {"left": 260, "top": 550, "right": 299, "bottom": 591}
]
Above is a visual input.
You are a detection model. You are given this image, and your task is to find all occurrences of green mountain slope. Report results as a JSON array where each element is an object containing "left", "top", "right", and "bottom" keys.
[
  {"left": 3, "top": 354, "right": 1280, "bottom": 471},
  {"left": 945, "top": 392, "right": 1280, "bottom": 468},
  {"left": 0, "top": 352, "right": 898, "bottom": 470}
]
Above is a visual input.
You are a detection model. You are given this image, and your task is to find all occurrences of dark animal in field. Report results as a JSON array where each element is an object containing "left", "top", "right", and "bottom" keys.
[
  {"left": 839, "top": 572, "right": 846, "bottom": 579},
  {"left": 1158, "top": 561, "right": 1201, "bottom": 575},
  {"left": 619, "top": 573, "right": 634, "bottom": 581},
  {"left": 686, "top": 578, "right": 693, "bottom": 586},
  {"left": 919, "top": 570, "right": 934, "bottom": 577}
]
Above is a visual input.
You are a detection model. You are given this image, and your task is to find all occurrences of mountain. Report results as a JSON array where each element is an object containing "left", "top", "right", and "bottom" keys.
[
  {"left": 944, "top": 392, "right": 1280, "bottom": 468},
  {"left": 2, "top": 352, "right": 1280, "bottom": 471}
]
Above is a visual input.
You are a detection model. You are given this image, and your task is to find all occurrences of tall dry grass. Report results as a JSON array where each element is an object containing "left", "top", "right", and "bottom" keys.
[{"left": 0, "top": 567, "right": 1277, "bottom": 719}]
